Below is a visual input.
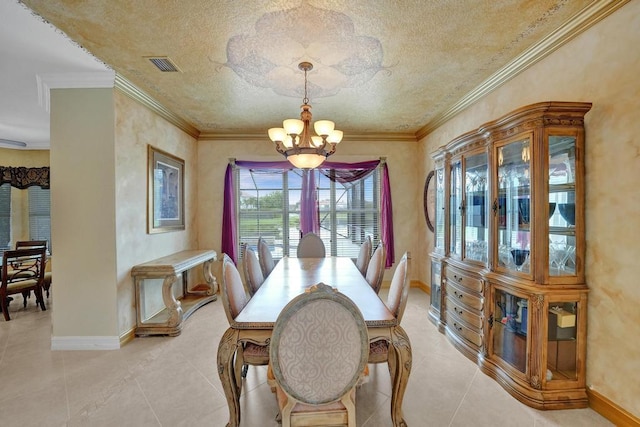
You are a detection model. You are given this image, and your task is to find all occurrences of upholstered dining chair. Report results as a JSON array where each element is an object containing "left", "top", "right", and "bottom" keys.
[
  {"left": 1, "top": 247, "right": 47, "bottom": 321},
  {"left": 257, "top": 237, "right": 275, "bottom": 277},
  {"left": 220, "top": 254, "right": 269, "bottom": 383},
  {"left": 15, "top": 240, "right": 52, "bottom": 298},
  {"left": 369, "top": 251, "right": 411, "bottom": 365},
  {"left": 365, "top": 240, "right": 386, "bottom": 294},
  {"left": 241, "top": 243, "right": 264, "bottom": 296},
  {"left": 296, "top": 232, "right": 326, "bottom": 258},
  {"left": 269, "top": 283, "right": 369, "bottom": 427},
  {"left": 355, "top": 235, "right": 372, "bottom": 276}
]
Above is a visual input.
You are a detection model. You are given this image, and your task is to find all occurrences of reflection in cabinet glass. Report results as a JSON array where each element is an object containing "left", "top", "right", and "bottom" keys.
[{"left": 429, "top": 102, "right": 591, "bottom": 410}]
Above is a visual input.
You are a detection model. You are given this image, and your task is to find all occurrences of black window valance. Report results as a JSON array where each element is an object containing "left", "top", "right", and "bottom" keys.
[{"left": 0, "top": 166, "right": 50, "bottom": 189}]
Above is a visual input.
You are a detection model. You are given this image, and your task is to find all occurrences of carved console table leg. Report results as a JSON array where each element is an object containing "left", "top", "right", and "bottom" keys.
[
  {"left": 388, "top": 325, "right": 412, "bottom": 427},
  {"left": 203, "top": 258, "right": 218, "bottom": 297},
  {"left": 161, "top": 274, "right": 183, "bottom": 332},
  {"left": 218, "top": 328, "right": 241, "bottom": 427}
]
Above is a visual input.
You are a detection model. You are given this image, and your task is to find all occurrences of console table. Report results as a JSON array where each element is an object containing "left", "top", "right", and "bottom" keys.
[{"left": 131, "top": 249, "right": 218, "bottom": 336}]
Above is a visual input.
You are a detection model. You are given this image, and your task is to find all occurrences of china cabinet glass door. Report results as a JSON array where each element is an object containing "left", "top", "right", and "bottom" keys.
[
  {"left": 548, "top": 135, "right": 577, "bottom": 277},
  {"left": 495, "top": 137, "right": 532, "bottom": 275},
  {"left": 450, "top": 160, "right": 462, "bottom": 258},
  {"left": 434, "top": 167, "right": 446, "bottom": 255},
  {"left": 547, "top": 300, "right": 579, "bottom": 382},
  {"left": 464, "top": 153, "right": 488, "bottom": 264},
  {"left": 493, "top": 288, "right": 528, "bottom": 374}
]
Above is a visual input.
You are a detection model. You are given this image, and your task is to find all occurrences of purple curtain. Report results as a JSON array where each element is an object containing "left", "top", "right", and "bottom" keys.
[
  {"left": 381, "top": 163, "right": 394, "bottom": 268},
  {"left": 221, "top": 159, "right": 395, "bottom": 267},
  {"left": 300, "top": 169, "right": 319, "bottom": 235}
]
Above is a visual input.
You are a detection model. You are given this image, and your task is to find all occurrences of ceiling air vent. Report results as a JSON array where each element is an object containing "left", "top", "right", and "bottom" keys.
[{"left": 146, "top": 56, "right": 181, "bottom": 72}]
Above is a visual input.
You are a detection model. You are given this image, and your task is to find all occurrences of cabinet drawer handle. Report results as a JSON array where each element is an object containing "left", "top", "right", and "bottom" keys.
[
  {"left": 453, "top": 274, "right": 463, "bottom": 283},
  {"left": 454, "top": 307, "right": 462, "bottom": 315},
  {"left": 454, "top": 290, "right": 464, "bottom": 299},
  {"left": 453, "top": 322, "right": 463, "bottom": 332}
]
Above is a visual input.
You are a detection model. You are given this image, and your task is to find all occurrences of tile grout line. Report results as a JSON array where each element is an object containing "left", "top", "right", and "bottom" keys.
[
  {"left": 61, "top": 349, "right": 71, "bottom": 421},
  {"left": 135, "top": 377, "right": 163, "bottom": 426},
  {"left": 448, "top": 367, "right": 480, "bottom": 426}
]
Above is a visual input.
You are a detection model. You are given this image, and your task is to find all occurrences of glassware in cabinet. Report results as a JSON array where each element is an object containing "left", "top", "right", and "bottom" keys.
[
  {"left": 449, "top": 160, "right": 462, "bottom": 258},
  {"left": 495, "top": 137, "right": 532, "bottom": 275},
  {"left": 463, "top": 152, "right": 488, "bottom": 264}
]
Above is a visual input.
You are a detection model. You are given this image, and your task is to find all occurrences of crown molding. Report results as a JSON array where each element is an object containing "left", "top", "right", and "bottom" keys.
[
  {"left": 198, "top": 132, "right": 417, "bottom": 143},
  {"left": 113, "top": 74, "right": 200, "bottom": 139},
  {"left": 415, "top": 0, "right": 630, "bottom": 140},
  {"left": 36, "top": 70, "right": 116, "bottom": 112}
]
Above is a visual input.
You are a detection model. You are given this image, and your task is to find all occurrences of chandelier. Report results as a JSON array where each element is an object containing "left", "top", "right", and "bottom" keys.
[{"left": 268, "top": 62, "right": 343, "bottom": 169}]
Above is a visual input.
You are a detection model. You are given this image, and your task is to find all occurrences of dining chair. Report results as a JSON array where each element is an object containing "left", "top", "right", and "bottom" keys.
[
  {"left": 369, "top": 251, "right": 411, "bottom": 364},
  {"left": 269, "top": 282, "right": 369, "bottom": 427},
  {"left": 257, "top": 237, "right": 275, "bottom": 277},
  {"left": 296, "top": 232, "right": 325, "bottom": 258},
  {"left": 15, "top": 240, "right": 52, "bottom": 298},
  {"left": 365, "top": 240, "right": 386, "bottom": 294},
  {"left": 1, "top": 247, "right": 47, "bottom": 321},
  {"left": 241, "top": 243, "right": 264, "bottom": 296},
  {"left": 354, "top": 235, "right": 372, "bottom": 276},
  {"left": 220, "top": 253, "right": 269, "bottom": 384}
]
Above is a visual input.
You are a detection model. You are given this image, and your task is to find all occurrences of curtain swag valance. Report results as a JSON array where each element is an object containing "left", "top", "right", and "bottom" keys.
[
  {"left": 222, "top": 159, "right": 394, "bottom": 268},
  {"left": 0, "top": 166, "right": 50, "bottom": 189}
]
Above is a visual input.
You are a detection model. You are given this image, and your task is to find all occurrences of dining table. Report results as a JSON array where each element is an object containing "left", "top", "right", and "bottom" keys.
[{"left": 216, "top": 256, "right": 412, "bottom": 427}]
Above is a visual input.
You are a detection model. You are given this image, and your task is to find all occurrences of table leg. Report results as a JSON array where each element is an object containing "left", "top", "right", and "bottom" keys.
[
  {"left": 388, "top": 325, "right": 412, "bottom": 427},
  {"left": 218, "top": 327, "right": 241, "bottom": 427}
]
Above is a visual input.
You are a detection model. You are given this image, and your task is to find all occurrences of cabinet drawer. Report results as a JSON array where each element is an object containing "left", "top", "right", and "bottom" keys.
[
  {"left": 446, "top": 311, "right": 483, "bottom": 348},
  {"left": 447, "top": 280, "right": 484, "bottom": 311},
  {"left": 446, "top": 296, "right": 483, "bottom": 330},
  {"left": 445, "top": 266, "right": 484, "bottom": 293}
]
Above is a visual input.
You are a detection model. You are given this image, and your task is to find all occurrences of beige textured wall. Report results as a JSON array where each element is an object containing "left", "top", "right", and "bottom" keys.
[
  {"left": 114, "top": 91, "right": 198, "bottom": 337},
  {"left": 49, "top": 88, "right": 118, "bottom": 337},
  {"left": 0, "top": 148, "right": 50, "bottom": 244},
  {"left": 196, "top": 138, "right": 419, "bottom": 283},
  {"left": 417, "top": 3, "right": 640, "bottom": 416}
]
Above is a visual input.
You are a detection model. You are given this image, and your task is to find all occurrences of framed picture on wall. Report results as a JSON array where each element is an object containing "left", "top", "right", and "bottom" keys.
[{"left": 147, "top": 145, "right": 185, "bottom": 233}]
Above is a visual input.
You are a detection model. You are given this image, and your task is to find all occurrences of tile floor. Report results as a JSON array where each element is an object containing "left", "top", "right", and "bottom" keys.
[{"left": 0, "top": 289, "right": 612, "bottom": 427}]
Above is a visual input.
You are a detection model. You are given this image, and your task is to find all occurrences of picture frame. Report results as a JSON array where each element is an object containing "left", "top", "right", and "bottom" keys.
[
  {"left": 423, "top": 170, "right": 435, "bottom": 233},
  {"left": 147, "top": 145, "right": 185, "bottom": 233}
]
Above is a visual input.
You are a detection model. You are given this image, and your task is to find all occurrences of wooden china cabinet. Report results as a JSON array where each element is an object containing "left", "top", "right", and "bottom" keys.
[{"left": 428, "top": 102, "right": 592, "bottom": 409}]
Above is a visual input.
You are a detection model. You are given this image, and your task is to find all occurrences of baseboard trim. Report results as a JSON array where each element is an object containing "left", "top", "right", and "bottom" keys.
[
  {"left": 119, "top": 327, "right": 136, "bottom": 347},
  {"left": 411, "top": 280, "right": 430, "bottom": 294},
  {"left": 588, "top": 388, "right": 640, "bottom": 427},
  {"left": 51, "top": 336, "right": 121, "bottom": 351}
]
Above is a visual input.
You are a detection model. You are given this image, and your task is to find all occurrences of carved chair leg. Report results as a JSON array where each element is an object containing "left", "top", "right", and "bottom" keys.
[
  {"left": 1, "top": 296, "right": 10, "bottom": 321},
  {"left": 22, "top": 290, "right": 30, "bottom": 308}
]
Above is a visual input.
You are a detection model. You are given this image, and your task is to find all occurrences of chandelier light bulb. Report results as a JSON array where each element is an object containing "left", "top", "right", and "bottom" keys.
[
  {"left": 313, "top": 120, "right": 335, "bottom": 137},
  {"left": 327, "top": 130, "right": 343, "bottom": 144}
]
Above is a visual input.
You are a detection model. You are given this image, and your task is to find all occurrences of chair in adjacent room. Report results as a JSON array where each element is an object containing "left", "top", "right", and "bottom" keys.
[
  {"left": 15, "top": 240, "right": 52, "bottom": 298},
  {"left": 369, "top": 251, "right": 411, "bottom": 365},
  {"left": 354, "top": 235, "right": 372, "bottom": 276},
  {"left": 257, "top": 237, "right": 275, "bottom": 277},
  {"left": 1, "top": 247, "right": 47, "bottom": 321},
  {"left": 241, "top": 243, "right": 264, "bottom": 296},
  {"left": 220, "top": 254, "right": 269, "bottom": 383},
  {"left": 269, "top": 283, "right": 369, "bottom": 427},
  {"left": 296, "top": 232, "right": 325, "bottom": 258},
  {"left": 365, "top": 241, "right": 386, "bottom": 294}
]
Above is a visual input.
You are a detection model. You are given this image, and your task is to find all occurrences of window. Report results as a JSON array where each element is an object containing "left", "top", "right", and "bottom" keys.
[
  {"left": 28, "top": 186, "right": 51, "bottom": 253},
  {"left": 237, "top": 167, "right": 380, "bottom": 259},
  {"left": 0, "top": 184, "right": 10, "bottom": 256}
]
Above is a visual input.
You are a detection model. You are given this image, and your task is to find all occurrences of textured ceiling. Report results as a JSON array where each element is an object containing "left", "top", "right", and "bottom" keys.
[{"left": 18, "top": 0, "right": 597, "bottom": 140}]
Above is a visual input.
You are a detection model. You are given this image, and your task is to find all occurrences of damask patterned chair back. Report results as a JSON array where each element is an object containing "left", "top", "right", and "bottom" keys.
[
  {"left": 296, "top": 232, "right": 326, "bottom": 258},
  {"left": 241, "top": 243, "right": 264, "bottom": 296},
  {"left": 270, "top": 283, "right": 368, "bottom": 427},
  {"left": 257, "top": 237, "right": 275, "bottom": 277},
  {"left": 355, "top": 235, "right": 372, "bottom": 276},
  {"left": 365, "top": 241, "right": 386, "bottom": 294}
]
